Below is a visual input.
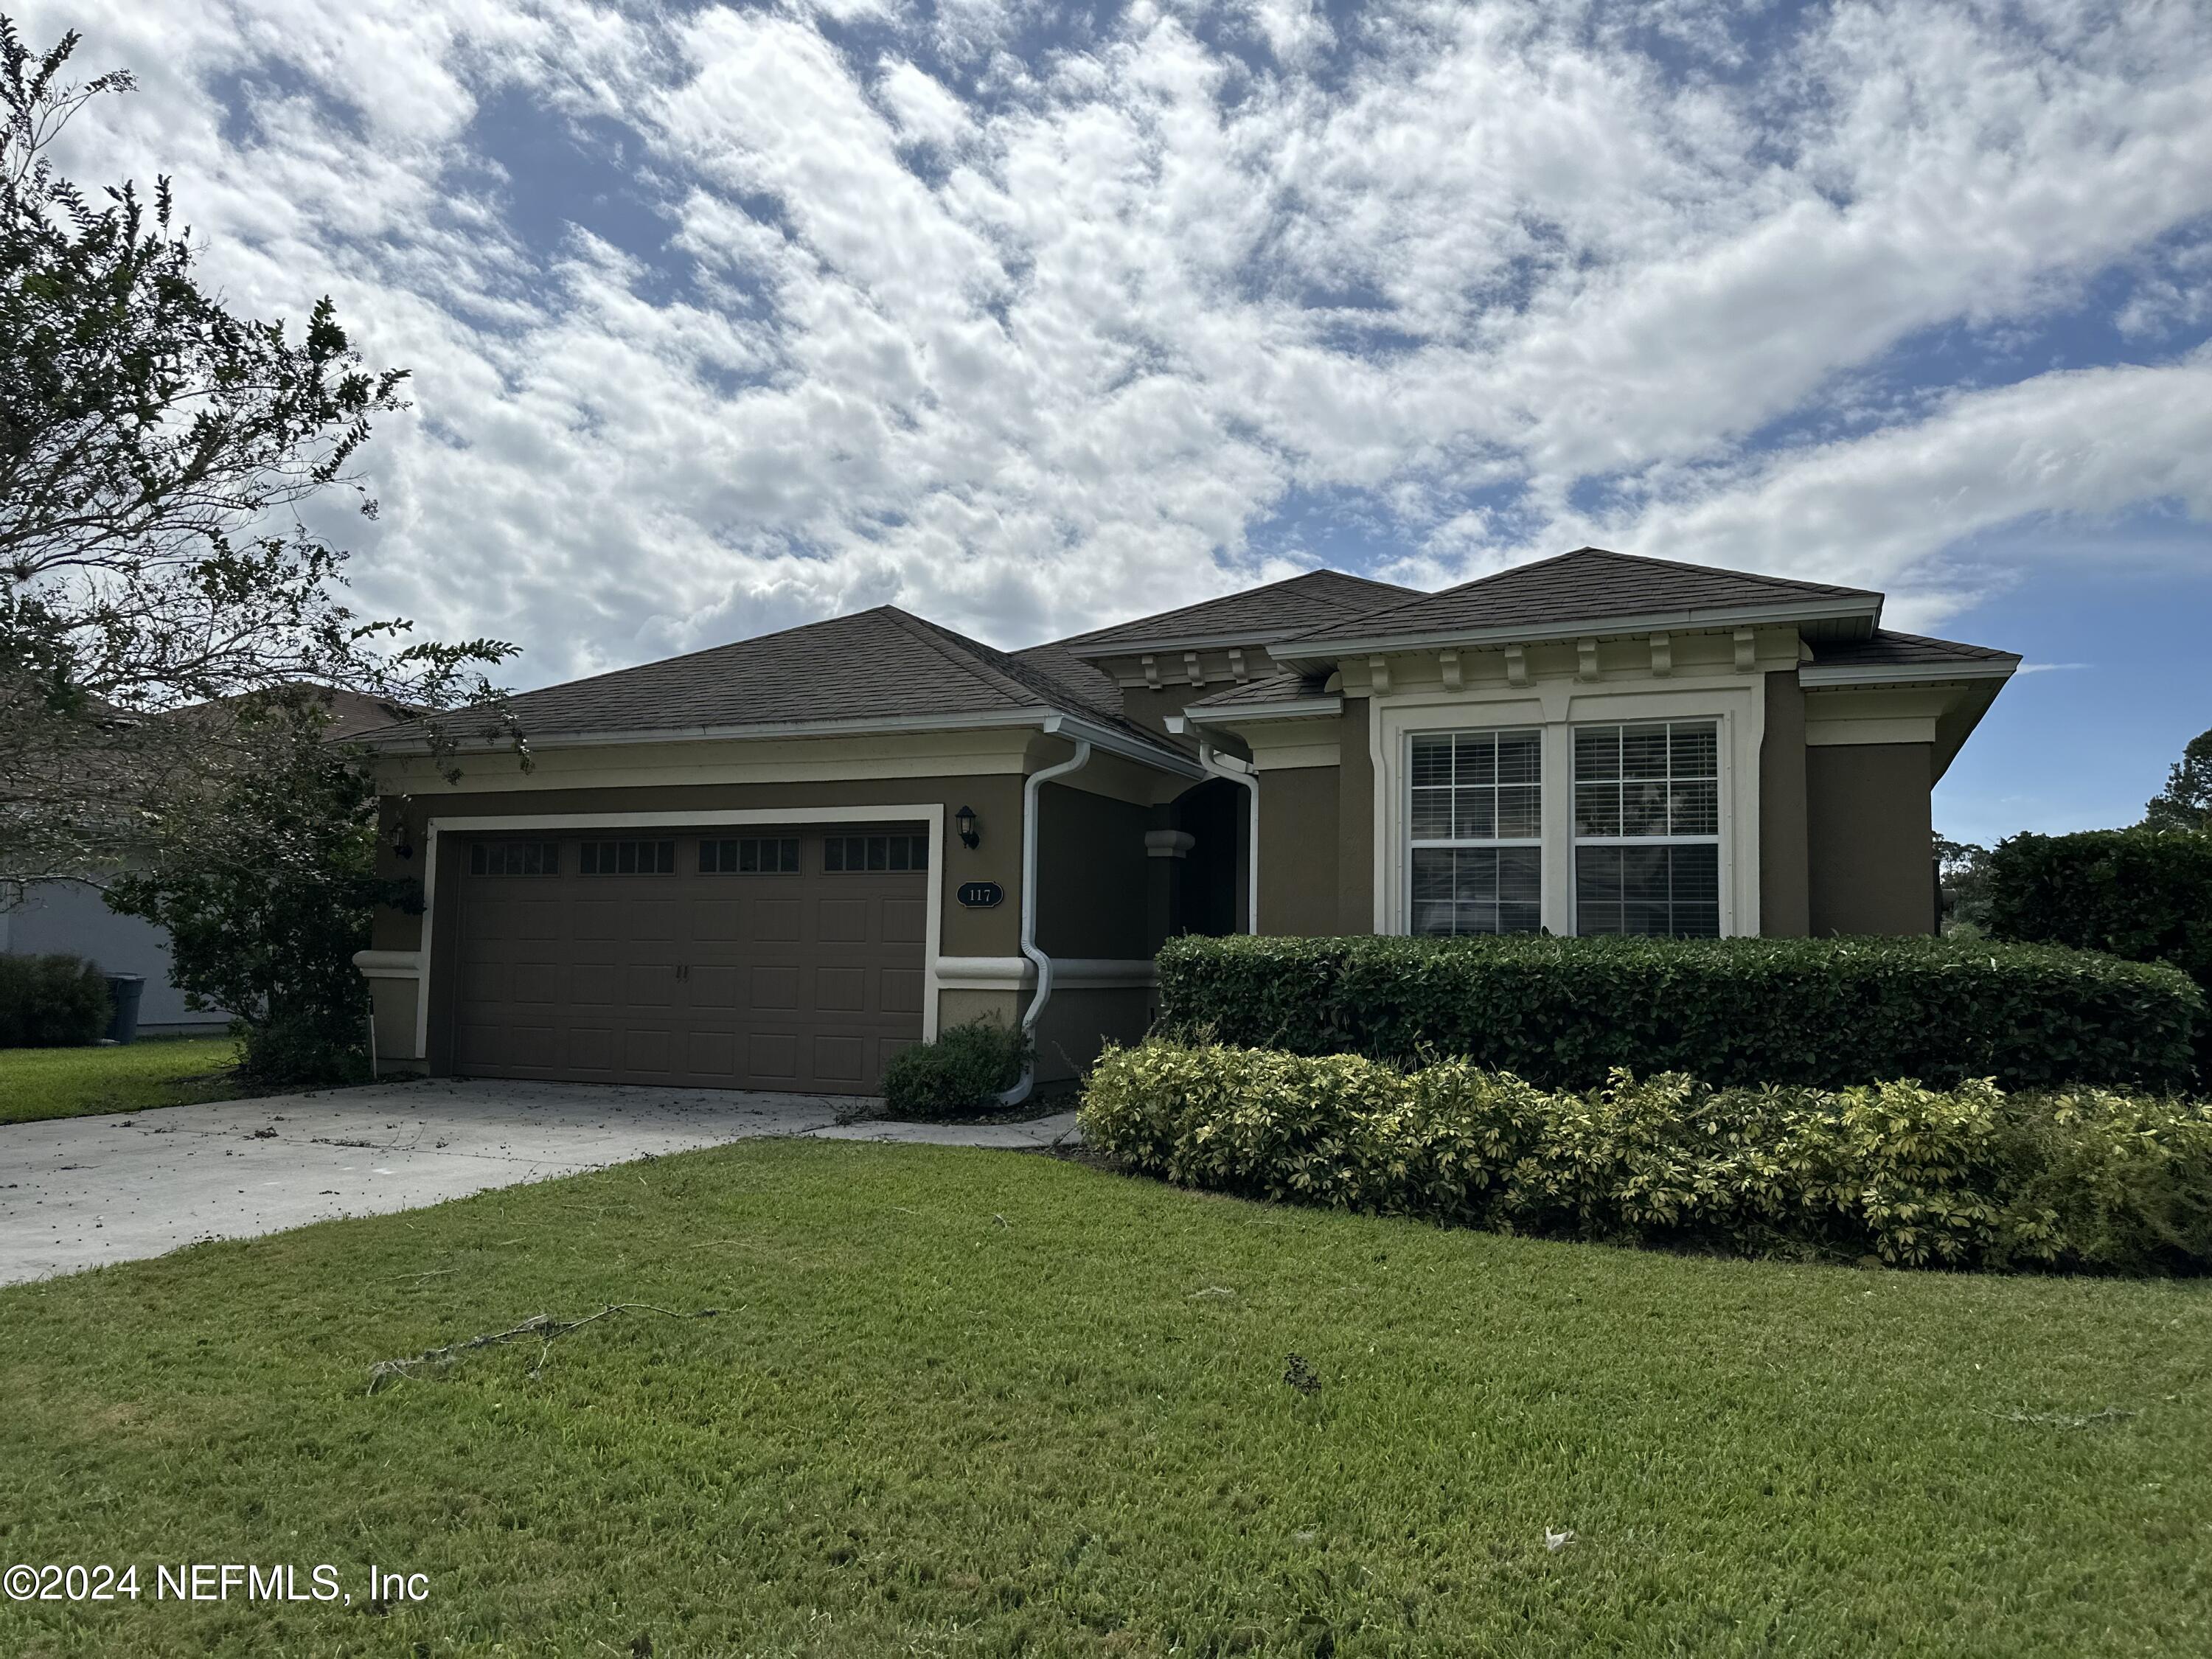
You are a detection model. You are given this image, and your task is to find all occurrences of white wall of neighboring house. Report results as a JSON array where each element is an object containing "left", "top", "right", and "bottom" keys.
[{"left": 0, "top": 880, "right": 230, "bottom": 1035}]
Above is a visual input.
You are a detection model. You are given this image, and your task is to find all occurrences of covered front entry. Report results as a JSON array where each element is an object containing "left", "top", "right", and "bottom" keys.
[{"left": 448, "top": 823, "right": 928, "bottom": 1093}]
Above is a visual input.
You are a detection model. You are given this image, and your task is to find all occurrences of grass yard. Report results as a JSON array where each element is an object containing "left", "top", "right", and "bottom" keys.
[
  {"left": 0, "top": 1034, "right": 243, "bottom": 1125},
  {"left": 1, "top": 1140, "right": 2206, "bottom": 1658}
]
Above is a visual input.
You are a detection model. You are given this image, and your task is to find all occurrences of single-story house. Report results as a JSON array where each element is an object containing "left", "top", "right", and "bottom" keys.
[{"left": 355, "top": 546, "right": 2017, "bottom": 1095}]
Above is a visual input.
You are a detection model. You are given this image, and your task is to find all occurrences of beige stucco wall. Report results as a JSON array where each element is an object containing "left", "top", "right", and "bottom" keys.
[{"left": 1806, "top": 742, "right": 1936, "bottom": 936}]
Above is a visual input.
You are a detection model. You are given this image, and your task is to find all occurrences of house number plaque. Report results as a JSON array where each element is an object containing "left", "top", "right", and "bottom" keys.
[{"left": 956, "top": 881, "right": 1004, "bottom": 908}]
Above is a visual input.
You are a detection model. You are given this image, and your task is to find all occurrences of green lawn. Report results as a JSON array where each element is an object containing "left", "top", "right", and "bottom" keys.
[
  {"left": 1, "top": 1141, "right": 2206, "bottom": 1658},
  {"left": 0, "top": 1034, "right": 243, "bottom": 1124}
]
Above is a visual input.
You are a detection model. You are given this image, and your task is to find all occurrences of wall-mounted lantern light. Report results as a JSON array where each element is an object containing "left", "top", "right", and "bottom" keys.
[
  {"left": 955, "top": 804, "right": 980, "bottom": 849},
  {"left": 388, "top": 818, "right": 416, "bottom": 861}
]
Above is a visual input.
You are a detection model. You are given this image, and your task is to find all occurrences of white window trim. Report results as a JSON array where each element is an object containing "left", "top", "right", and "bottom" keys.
[
  {"left": 1371, "top": 674, "right": 1762, "bottom": 937},
  {"left": 411, "top": 804, "right": 947, "bottom": 1062}
]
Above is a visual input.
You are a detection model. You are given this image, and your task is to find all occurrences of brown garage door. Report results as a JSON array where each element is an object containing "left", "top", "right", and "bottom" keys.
[{"left": 448, "top": 825, "right": 928, "bottom": 1093}]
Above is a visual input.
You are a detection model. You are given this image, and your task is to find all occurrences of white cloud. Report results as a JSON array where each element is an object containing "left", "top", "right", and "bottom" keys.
[
  {"left": 1574, "top": 350, "right": 2212, "bottom": 618},
  {"left": 18, "top": 0, "right": 2212, "bottom": 686}
]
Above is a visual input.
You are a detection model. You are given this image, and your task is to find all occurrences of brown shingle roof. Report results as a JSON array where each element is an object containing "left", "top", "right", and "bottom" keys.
[
  {"left": 1807, "top": 630, "right": 2020, "bottom": 669},
  {"left": 1060, "top": 568, "right": 1422, "bottom": 656},
  {"left": 365, "top": 606, "right": 1178, "bottom": 758},
  {"left": 1289, "top": 547, "right": 1880, "bottom": 647},
  {"left": 1185, "top": 670, "right": 1333, "bottom": 709}
]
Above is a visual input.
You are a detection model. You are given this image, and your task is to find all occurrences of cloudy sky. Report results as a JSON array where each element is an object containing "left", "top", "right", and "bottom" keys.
[{"left": 33, "top": 0, "right": 2212, "bottom": 842}]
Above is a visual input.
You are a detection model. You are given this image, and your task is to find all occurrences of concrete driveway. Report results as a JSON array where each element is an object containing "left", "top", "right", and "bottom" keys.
[{"left": 0, "top": 1080, "right": 1080, "bottom": 1285}]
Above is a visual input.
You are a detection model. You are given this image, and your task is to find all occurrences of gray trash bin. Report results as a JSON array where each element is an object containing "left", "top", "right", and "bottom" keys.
[{"left": 103, "top": 974, "right": 147, "bottom": 1045}]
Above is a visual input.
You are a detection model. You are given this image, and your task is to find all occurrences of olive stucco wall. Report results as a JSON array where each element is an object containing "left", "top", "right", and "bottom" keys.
[
  {"left": 1032, "top": 780, "right": 1156, "bottom": 1086},
  {"left": 1759, "top": 669, "right": 1811, "bottom": 937},
  {"left": 1805, "top": 742, "right": 1936, "bottom": 937},
  {"left": 1243, "top": 698, "right": 1373, "bottom": 939},
  {"left": 1035, "top": 782, "right": 1152, "bottom": 959},
  {"left": 1257, "top": 765, "right": 1341, "bottom": 936}
]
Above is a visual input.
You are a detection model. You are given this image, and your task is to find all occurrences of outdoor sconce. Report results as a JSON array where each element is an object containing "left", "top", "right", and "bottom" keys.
[
  {"left": 955, "top": 804, "right": 980, "bottom": 849},
  {"left": 388, "top": 818, "right": 415, "bottom": 861}
]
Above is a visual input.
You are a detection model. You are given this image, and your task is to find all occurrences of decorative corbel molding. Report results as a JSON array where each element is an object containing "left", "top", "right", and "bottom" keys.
[
  {"left": 1141, "top": 653, "right": 1161, "bottom": 689},
  {"left": 1504, "top": 643, "right": 1528, "bottom": 687},
  {"left": 1733, "top": 628, "right": 1756, "bottom": 673},
  {"left": 1144, "top": 830, "right": 1196, "bottom": 860},
  {"left": 1227, "top": 647, "right": 1249, "bottom": 683},
  {"left": 1183, "top": 651, "right": 1206, "bottom": 688},
  {"left": 1576, "top": 637, "right": 1599, "bottom": 682},
  {"left": 1649, "top": 632, "right": 1672, "bottom": 677},
  {"left": 1367, "top": 654, "right": 1392, "bottom": 695},
  {"left": 1438, "top": 648, "right": 1462, "bottom": 691}
]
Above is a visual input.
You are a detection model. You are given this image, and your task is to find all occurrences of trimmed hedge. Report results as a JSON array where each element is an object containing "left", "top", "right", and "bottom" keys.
[
  {"left": 1154, "top": 933, "right": 2202, "bottom": 1094},
  {"left": 1080, "top": 1042, "right": 2212, "bottom": 1274},
  {"left": 0, "top": 953, "right": 112, "bottom": 1048},
  {"left": 1988, "top": 828, "right": 2212, "bottom": 1074},
  {"left": 882, "top": 1018, "right": 1032, "bottom": 1119}
]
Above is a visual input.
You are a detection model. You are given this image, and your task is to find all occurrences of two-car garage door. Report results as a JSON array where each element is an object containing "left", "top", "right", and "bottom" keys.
[{"left": 449, "top": 824, "right": 928, "bottom": 1093}]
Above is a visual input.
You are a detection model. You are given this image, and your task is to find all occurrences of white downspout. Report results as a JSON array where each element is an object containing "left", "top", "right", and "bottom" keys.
[
  {"left": 999, "top": 726, "right": 1095, "bottom": 1107},
  {"left": 1197, "top": 738, "right": 1260, "bottom": 935}
]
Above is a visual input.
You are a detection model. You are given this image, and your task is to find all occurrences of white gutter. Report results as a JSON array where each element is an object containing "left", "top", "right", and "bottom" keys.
[
  {"left": 1798, "top": 658, "right": 2018, "bottom": 688},
  {"left": 1182, "top": 694, "right": 1344, "bottom": 723},
  {"left": 999, "top": 723, "right": 1096, "bottom": 1107}
]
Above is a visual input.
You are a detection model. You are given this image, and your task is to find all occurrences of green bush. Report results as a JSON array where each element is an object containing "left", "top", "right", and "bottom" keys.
[
  {"left": 1155, "top": 933, "right": 2201, "bottom": 1094},
  {"left": 239, "top": 1009, "right": 372, "bottom": 1087},
  {"left": 0, "top": 953, "right": 113, "bottom": 1048},
  {"left": 1987, "top": 828, "right": 2212, "bottom": 1076},
  {"left": 882, "top": 1019, "right": 1032, "bottom": 1119},
  {"left": 1080, "top": 1042, "right": 2212, "bottom": 1274}
]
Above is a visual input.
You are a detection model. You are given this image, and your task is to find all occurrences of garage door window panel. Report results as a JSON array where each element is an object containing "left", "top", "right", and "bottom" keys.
[
  {"left": 824, "top": 833, "right": 928, "bottom": 872},
  {"left": 470, "top": 841, "right": 559, "bottom": 876},
  {"left": 703, "top": 837, "right": 799, "bottom": 874},
  {"left": 580, "top": 840, "right": 676, "bottom": 874}
]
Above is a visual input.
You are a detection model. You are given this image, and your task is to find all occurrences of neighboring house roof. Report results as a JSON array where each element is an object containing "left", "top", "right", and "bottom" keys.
[
  {"left": 1057, "top": 568, "right": 1422, "bottom": 657},
  {"left": 316, "top": 687, "right": 425, "bottom": 739},
  {"left": 361, "top": 605, "right": 1189, "bottom": 766},
  {"left": 1284, "top": 546, "right": 1883, "bottom": 652}
]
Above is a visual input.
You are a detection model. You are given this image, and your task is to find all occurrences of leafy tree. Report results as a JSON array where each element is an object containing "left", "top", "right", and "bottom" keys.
[
  {"left": 1935, "top": 835, "right": 1992, "bottom": 935},
  {"left": 0, "top": 20, "right": 518, "bottom": 899},
  {"left": 107, "top": 693, "right": 403, "bottom": 1082},
  {"left": 2142, "top": 728, "right": 2212, "bottom": 833}
]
